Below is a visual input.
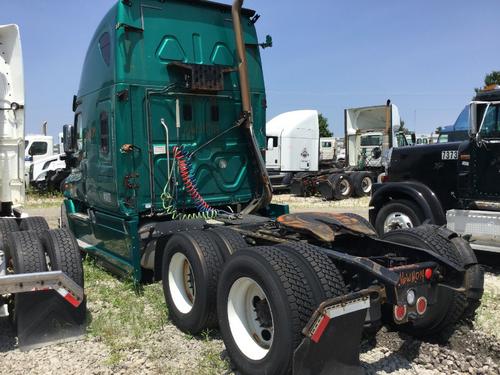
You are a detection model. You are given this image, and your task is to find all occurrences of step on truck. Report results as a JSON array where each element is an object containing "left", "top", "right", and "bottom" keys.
[
  {"left": 0, "top": 24, "right": 85, "bottom": 350},
  {"left": 287, "top": 102, "right": 412, "bottom": 200},
  {"left": 61, "top": 1, "right": 483, "bottom": 374},
  {"left": 370, "top": 86, "right": 500, "bottom": 254}
]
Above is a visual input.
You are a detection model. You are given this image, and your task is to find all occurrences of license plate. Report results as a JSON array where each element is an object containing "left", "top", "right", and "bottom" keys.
[{"left": 441, "top": 150, "right": 458, "bottom": 160}]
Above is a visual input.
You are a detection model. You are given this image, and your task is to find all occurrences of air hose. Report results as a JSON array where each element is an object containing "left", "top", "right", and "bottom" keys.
[{"left": 160, "top": 146, "right": 218, "bottom": 220}]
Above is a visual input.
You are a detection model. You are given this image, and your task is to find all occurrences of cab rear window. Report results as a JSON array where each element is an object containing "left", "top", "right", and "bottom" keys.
[
  {"left": 99, "top": 32, "right": 111, "bottom": 66},
  {"left": 29, "top": 141, "right": 48, "bottom": 156}
]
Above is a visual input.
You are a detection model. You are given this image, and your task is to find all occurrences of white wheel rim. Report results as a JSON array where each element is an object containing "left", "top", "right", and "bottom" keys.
[
  {"left": 361, "top": 177, "right": 372, "bottom": 193},
  {"left": 227, "top": 277, "right": 274, "bottom": 360},
  {"left": 339, "top": 179, "right": 350, "bottom": 196},
  {"left": 168, "top": 252, "right": 196, "bottom": 314},
  {"left": 383, "top": 212, "right": 413, "bottom": 233}
]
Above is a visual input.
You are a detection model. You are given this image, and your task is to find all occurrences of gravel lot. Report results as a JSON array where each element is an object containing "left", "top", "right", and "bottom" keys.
[{"left": 1, "top": 196, "right": 499, "bottom": 374}]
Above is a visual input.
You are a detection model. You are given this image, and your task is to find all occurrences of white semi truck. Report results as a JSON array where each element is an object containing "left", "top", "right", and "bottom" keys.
[
  {"left": 0, "top": 24, "right": 84, "bottom": 350},
  {"left": 266, "top": 103, "right": 410, "bottom": 199},
  {"left": 24, "top": 130, "right": 67, "bottom": 191}
]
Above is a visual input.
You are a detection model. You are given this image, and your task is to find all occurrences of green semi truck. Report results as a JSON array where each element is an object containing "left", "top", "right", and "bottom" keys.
[{"left": 61, "top": 1, "right": 483, "bottom": 374}]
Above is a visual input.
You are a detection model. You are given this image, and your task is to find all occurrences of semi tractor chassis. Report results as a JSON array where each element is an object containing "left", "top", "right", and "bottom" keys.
[
  {"left": 289, "top": 167, "right": 376, "bottom": 200},
  {"left": 136, "top": 211, "right": 482, "bottom": 375}
]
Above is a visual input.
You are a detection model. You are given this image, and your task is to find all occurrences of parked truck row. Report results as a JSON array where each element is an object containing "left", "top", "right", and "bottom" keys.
[
  {"left": 266, "top": 102, "right": 412, "bottom": 200},
  {"left": 1, "top": 1, "right": 490, "bottom": 374}
]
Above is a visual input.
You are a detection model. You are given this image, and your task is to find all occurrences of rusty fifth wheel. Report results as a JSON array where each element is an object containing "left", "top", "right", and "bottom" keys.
[{"left": 161, "top": 230, "right": 224, "bottom": 334}]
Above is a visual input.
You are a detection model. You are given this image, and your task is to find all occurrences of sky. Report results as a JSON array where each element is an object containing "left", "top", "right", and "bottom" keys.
[{"left": 1, "top": 0, "right": 499, "bottom": 139}]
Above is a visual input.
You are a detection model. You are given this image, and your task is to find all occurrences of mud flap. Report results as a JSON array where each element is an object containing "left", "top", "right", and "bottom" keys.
[
  {"left": 17, "top": 291, "right": 86, "bottom": 351},
  {"left": 293, "top": 288, "right": 383, "bottom": 375}
]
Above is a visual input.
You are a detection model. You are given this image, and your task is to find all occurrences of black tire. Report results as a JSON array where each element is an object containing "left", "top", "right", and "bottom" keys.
[
  {"left": 6, "top": 230, "right": 47, "bottom": 274},
  {"left": 206, "top": 227, "right": 248, "bottom": 261},
  {"left": 331, "top": 173, "right": 352, "bottom": 200},
  {"left": 276, "top": 242, "right": 346, "bottom": 301},
  {"left": 382, "top": 225, "right": 467, "bottom": 337},
  {"left": 5, "top": 231, "right": 48, "bottom": 324},
  {"left": 290, "top": 172, "right": 311, "bottom": 197},
  {"left": 0, "top": 218, "right": 19, "bottom": 252},
  {"left": 281, "top": 172, "right": 294, "bottom": 186},
  {"left": 217, "top": 246, "right": 316, "bottom": 375},
  {"left": 449, "top": 236, "right": 484, "bottom": 320},
  {"left": 352, "top": 172, "right": 373, "bottom": 197},
  {"left": 19, "top": 217, "right": 50, "bottom": 234},
  {"left": 374, "top": 199, "right": 424, "bottom": 236},
  {"left": 40, "top": 228, "right": 84, "bottom": 287},
  {"left": 161, "top": 230, "right": 224, "bottom": 334}
]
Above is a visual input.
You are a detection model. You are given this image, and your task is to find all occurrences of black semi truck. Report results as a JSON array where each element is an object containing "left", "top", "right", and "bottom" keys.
[{"left": 370, "top": 86, "right": 500, "bottom": 254}]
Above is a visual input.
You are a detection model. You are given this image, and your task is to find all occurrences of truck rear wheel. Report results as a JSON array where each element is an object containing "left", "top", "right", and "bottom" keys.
[
  {"left": 449, "top": 236, "right": 484, "bottom": 320},
  {"left": 161, "top": 230, "right": 224, "bottom": 334},
  {"left": 319, "top": 173, "right": 352, "bottom": 200},
  {"left": 331, "top": 173, "right": 352, "bottom": 200},
  {"left": 5, "top": 231, "right": 48, "bottom": 323},
  {"left": 207, "top": 227, "right": 248, "bottom": 261},
  {"left": 382, "top": 226, "right": 467, "bottom": 337},
  {"left": 19, "top": 217, "right": 50, "bottom": 234},
  {"left": 352, "top": 172, "right": 373, "bottom": 197},
  {"left": 217, "top": 247, "right": 315, "bottom": 375},
  {"left": 0, "top": 218, "right": 19, "bottom": 251},
  {"left": 375, "top": 199, "right": 424, "bottom": 235},
  {"left": 276, "top": 242, "right": 346, "bottom": 300},
  {"left": 40, "top": 228, "right": 84, "bottom": 286}
]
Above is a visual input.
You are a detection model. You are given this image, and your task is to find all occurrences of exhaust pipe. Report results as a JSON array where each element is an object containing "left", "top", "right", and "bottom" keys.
[
  {"left": 232, "top": 0, "right": 273, "bottom": 213},
  {"left": 383, "top": 99, "right": 391, "bottom": 151}
]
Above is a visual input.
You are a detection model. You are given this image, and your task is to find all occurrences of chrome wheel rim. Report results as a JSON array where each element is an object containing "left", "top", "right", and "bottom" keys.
[
  {"left": 383, "top": 212, "right": 414, "bottom": 232},
  {"left": 361, "top": 176, "right": 372, "bottom": 194},
  {"left": 339, "top": 179, "right": 350, "bottom": 196}
]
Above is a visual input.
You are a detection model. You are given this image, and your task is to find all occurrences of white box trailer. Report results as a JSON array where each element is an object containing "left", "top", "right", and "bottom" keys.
[{"left": 0, "top": 24, "right": 85, "bottom": 350}]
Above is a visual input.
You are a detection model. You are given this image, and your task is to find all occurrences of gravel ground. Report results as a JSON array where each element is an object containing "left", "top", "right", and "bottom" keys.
[{"left": 1, "top": 195, "right": 499, "bottom": 374}]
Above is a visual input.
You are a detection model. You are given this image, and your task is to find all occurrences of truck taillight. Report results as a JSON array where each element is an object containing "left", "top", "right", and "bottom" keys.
[
  {"left": 424, "top": 268, "right": 433, "bottom": 280},
  {"left": 459, "top": 154, "right": 470, "bottom": 161},
  {"left": 393, "top": 305, "right": 407, "bottom": 321},
  {"left": 416, "top": 297, "right": 427, "bottom": 315}
]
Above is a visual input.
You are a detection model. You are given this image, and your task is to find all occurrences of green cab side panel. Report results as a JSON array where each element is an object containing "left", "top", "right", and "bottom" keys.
[
  {"left": 65, "top": 199, "right": 141, "bottom": 281},
  {"left": 74, "top": 0, "right": 267, "bottom": 216},
  {"left": 68, "top": 0, "right": 268, "bottom": 280}
]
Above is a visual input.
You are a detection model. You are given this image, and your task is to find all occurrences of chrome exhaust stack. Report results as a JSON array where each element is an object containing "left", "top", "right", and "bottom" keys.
[{"left": 232, "top": 0, "right": 273, "bottom": 214}]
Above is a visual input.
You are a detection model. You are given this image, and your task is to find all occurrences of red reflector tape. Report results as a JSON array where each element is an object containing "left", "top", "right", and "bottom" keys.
[
  {"left": 311, "top": 315, "right": 330, "bottom": 343},
  {"left": 57, "top": 287, "right": 81, "bottom": 308}
]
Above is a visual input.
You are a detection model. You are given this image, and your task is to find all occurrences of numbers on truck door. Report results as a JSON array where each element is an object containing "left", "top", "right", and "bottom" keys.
[{"left": 441, "top": 150, "right": 458, "bottom": 160}]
